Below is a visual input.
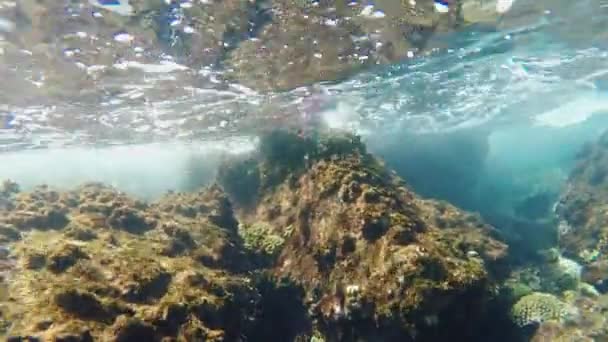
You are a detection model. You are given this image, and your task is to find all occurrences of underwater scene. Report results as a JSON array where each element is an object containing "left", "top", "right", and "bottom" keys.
[{"left": 2, "top": 0, "right": 608, "bottom": 341}]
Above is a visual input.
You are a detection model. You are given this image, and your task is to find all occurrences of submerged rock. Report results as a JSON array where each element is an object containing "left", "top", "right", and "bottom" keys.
[
  {"left": 532, "top": 130, "right": 608, "bottom": 340},
  {"left": 221, "top": 130, "right": 509, "bottom": 340},
  {"left": 0, "top": 184, "right": 259, "bottom": 340},
  {"left": 0, "top": 130, "right": 512, "bottom": 341},
  {"left": 556, "top": 131, "right": 608, "bottom": 290}
]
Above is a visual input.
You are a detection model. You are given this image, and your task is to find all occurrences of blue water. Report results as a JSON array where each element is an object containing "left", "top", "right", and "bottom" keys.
[
  {"left": 0, "top": 0, "right": 605, "bottom": 228},
  {"left": 1, "top": 0, "right": 608, "bottom": 209}
]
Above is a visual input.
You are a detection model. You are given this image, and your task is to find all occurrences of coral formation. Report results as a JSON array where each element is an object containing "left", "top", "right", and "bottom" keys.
[
  {"left": 238, "top": 222, "right": 287, "bottom": 259},
  {"left": 510, "top": 292, "right": 577, "bottom": 327},
  {"left": 556, "top": 130, "right": 608, "bottom": 292},
  {"left": 517, "top": 130, "right": 608, "bottom": 340},
  {"left": 521, "top": 289, "right": 608, "bottom": 341}
]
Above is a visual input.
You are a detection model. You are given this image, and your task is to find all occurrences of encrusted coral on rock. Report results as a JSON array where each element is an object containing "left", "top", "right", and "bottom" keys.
[
  {"left": 529, "top": 130, "right": 608, "bottom": 341},
  {"left": 0, "top": 183, "right": 259, "bottom": 341},
  {"left": 220, "top": 130, "right": 509, "bottom": 340},
  {"left": 556, "top": 131, "right": 608, "bottom": 292},
  {"left": 510, "top": 292, "right": 577, "bottom": 327},
  {"left": 517, "top": 288, "right": 608, "bottom": 341}
]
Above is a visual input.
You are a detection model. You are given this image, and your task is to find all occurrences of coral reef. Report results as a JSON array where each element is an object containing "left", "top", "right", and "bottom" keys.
[
  {"left": 521, "top": 289, "right": 608, "bottom": 341},
  {"left": 222, "top": 131, "right": 509, "bottom": 340},
  {"left": 515, "top": 130, "right": 608, "bottom": 340},
  {"left": 556, "top": 130, "right": 608, "bottom": 292}
]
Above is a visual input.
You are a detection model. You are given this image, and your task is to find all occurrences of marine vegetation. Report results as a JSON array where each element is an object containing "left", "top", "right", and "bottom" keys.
[
  {"left": 513, "top": 129, "right": 608, "bottom": 341},
  {"left": 222, "top": 130, "right": 510, "bottom": 341},
  {"left": 0, "top": 130, "right": 513, "bottom": 341},
  {"left": 556, "top": 130, "right": 608, "bottom": 292},
  {"left": 0, "top": 183, "right": 261, "bottom": 341}
]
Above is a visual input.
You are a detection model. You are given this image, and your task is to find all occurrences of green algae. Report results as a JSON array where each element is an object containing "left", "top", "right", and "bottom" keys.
[{"left": 238, "top": 222, "right": 287, "bottom": 259}]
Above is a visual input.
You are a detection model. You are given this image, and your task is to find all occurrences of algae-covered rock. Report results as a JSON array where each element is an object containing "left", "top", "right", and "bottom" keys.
[
  {"left": 221, "top": 130, "right": 509, "bottom": 340},
  {"left": 47, "top": 244, "right": 89, "bottom": 274},
  {"left": 0, "top": 184, "right": 260, "bottom": 341},
  {"left": 556, "top": 131, "right": 608, "bottom": 291},
  {"left": 0, "top": 131, "right": 512, "bottom": 341}
]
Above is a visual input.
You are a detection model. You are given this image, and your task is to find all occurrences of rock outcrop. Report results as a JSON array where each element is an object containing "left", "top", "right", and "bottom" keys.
[
  {"left": 0, "top": 131, "right": 510, "bottom": 341},
  {"left": 556, "top": 132, "right": 608, "bottom": 287},
  {"left": 220, "top": 131, "right": 509, "bottom": 340},
  {"left": 0, "top": 183, "right": 258, "bottom": 341}
]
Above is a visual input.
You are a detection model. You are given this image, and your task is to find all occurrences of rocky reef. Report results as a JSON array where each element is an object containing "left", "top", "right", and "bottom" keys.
[
  {"left": 556, "top": 132, "right": 608, "bottom": 289},
  {"left": 0, "top": 130, "right": 513, "bottom": 341},
  {"left": 218, "top": 131, "right": 510, "bottom": 340},
  {"left": 0, "top": 183, "right": 261, "bottom": 341},
  {"left": 504, "top": 129, "right": 608, "bottom": 340}
]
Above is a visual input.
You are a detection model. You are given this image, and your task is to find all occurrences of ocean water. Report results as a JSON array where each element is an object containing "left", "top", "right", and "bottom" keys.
[{"left": 1, "top": 0, "right": 608, "bottom": 340}]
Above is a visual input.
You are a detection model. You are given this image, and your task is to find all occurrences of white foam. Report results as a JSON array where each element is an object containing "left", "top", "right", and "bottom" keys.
[
  {"left": 434, "top": 2, "right": 449, "bottom": 13},
  {"left": 113, "top": 60, "right": 189, "bottom": 73},
  {"left": 496, "top": 0, "right": 515, "bottom": 14},
  {"left": 534, "top": 93, "right": 608, "bottom": 128},
  {"left": 0, "top": 141, "right": 254, "bottom": 199},
  {"left": 114, "top": 32, "right": 134, "bottom": 43}
]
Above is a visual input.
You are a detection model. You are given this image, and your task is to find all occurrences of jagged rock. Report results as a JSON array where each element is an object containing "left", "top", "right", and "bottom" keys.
[
  {"left": 111, "top": 317, "right": 157, "bottom": 342},
  {"left": 0, "top": 185, "right": 259, "bottom": 340},
  {"left": 0, "top": 224, "right": 21, "bottom": 242},
  {"left": 556, "top": 131, "right": 608, "bottom": 284},
  {"left": 0, "top": 131, "right": 512, "bottom": 341},
  {"left": 222, "top": 131, "right": 509, "bottom": 340},
  {"left": 54, "top": 288, "right": 117, "bottom": 323},
  {"left": 48, "top": 244, "right": 89, "bottom": 274}
]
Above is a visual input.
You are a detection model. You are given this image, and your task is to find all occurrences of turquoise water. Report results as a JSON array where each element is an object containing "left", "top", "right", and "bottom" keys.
[{"left": 1, "top": 0, "right": 608, "bottom": 340}]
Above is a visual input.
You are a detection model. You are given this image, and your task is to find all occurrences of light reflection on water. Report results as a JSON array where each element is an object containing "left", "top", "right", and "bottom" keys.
[{"left": 0, "top": 0, "right": 607, "bottom": 150}]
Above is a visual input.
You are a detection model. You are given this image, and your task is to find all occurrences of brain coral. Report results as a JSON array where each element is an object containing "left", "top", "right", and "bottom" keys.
[{"left": 511, "top": 292, "right": 578, "bottom": 327}]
